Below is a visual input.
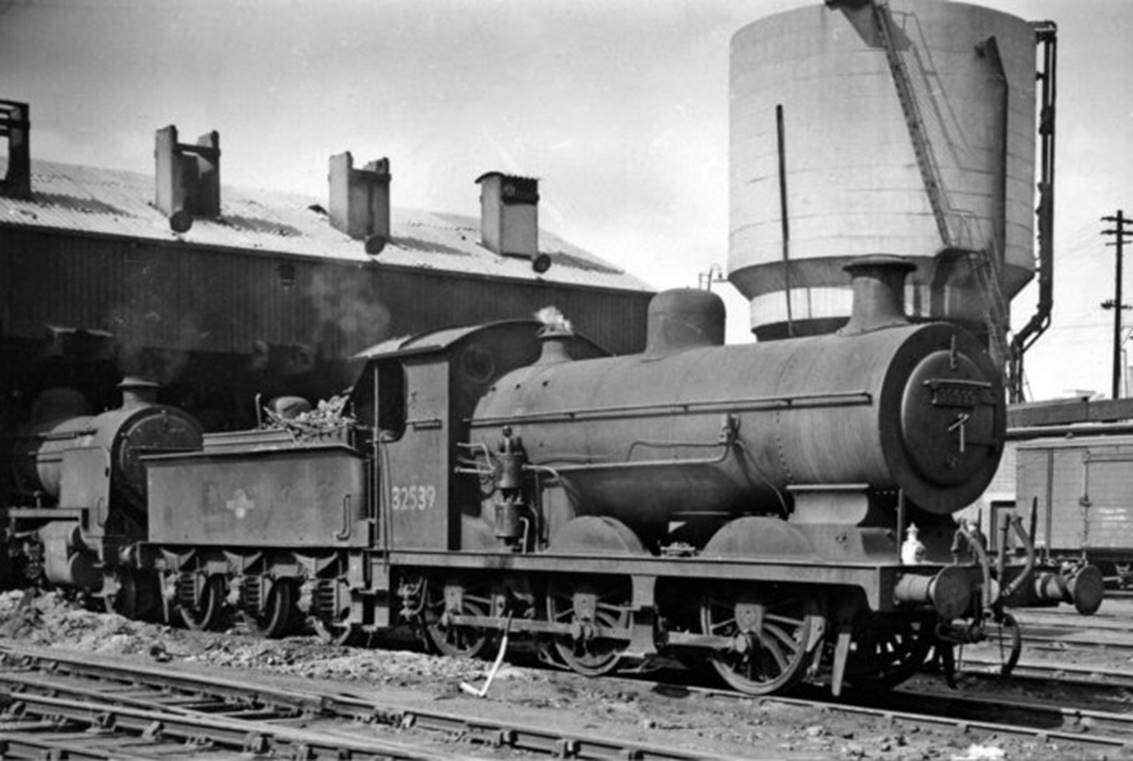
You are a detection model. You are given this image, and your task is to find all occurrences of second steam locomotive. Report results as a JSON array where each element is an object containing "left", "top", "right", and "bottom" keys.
[{"left": 3, "top": 256, "right": 1101, "bottom": 696}]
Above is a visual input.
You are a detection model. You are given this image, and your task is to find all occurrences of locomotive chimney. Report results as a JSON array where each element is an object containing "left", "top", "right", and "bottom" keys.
[
  {"left": 154, "top": 125, "right": 221, "bottom": 232},
  {"left": 645, "top": 289, "right": 726, "bottom": 355},
  {"left": 0, "top": 100, "right": 30, "bottom": 199},
  {"left": 475, "top": 171, "right": 550, "bottom": 273},
  {"left": 328, "top": 152, "right": 391, "bottom": 254},
  {"left": 118, "top": 377, "right": 160, "bottom": 409},
  {"left": 838, "top": 255, "right": 916, "bottom": 335}
]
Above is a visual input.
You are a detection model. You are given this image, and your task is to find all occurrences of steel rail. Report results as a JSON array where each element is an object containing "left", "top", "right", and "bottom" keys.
[
  {"left": 880, "top": 688, "right": 1133, "bottom": 740},
  {"left": 599, "top": 674, "right": 1133, "bottom": 752},
  {"left": 8, "top": 641, "right": 1130, "bottom": 756},
  {"left": 0, "top": 643, "right": 744, "bottom": 761},
  {"left": 0, "top": 665, "right": 262, "bottom": 718},
  {"left": 1021, "top": 632, "right": 1133, "bottom": 651},
  {"left": 969, "top": 621, "right": 1133, "bottom": 652},
  {"left": 961, "top": 657, "right": 1133, "bottom": 690},
  {"left": 0, "top": 690, "right": 468, "bottom": 761},
  {"left": 1015, "top": 612, "right": 1133, "bottom": 631}
]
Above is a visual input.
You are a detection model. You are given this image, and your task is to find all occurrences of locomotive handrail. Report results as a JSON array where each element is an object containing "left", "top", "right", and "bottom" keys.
[
  {"left": 468, "top": 390, "right": 873, "bottom": 427},
  {"left": 453, "top": 441, "right": 495, "bottom": 477},
  {"left": 538, "top": 444, "right": 732, "bottom": 474},
  {"left": 623, "top": 436, "right": 729, "bottom": 459},
  {"left": 2, "top": 427, "right": 97, "bottom": 443},
  {"left": 334, "top": 495, "right": 353, "bottom": 541},
  {"left": 525, "top": 416, "right": 740, "bottom": 468}
]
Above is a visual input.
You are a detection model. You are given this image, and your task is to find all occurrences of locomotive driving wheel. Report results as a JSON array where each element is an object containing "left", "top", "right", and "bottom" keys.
[
  {"left": 844, "top": 613, "right": 935, "bottom": 690},
  {"left": 546, "top": 577, "right": 633, "bottom": 676},
  {"left": 179, "top": 575, "right": 226, "bottom": 631},
  {"left": 244, "top": 580, "right": 296, "bottom": 639},
  {"left": 423, "top": 580, "right": 493, "bottom": 658},
  {"left": 700, "top": 588, "right": 822, "bottom": 695}
]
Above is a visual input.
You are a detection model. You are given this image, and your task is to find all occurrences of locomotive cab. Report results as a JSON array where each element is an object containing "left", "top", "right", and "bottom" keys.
[{"left": 354, "top": 320, "right": 609, "bottom": 554}]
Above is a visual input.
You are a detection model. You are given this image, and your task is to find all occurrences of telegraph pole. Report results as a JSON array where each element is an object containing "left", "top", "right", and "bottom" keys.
[{"left": 1102, "top": 210, "right": 1133, "bottom": 398}]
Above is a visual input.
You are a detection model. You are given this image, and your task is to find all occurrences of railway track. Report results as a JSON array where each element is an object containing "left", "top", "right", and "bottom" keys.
[
  {"left": 613, "top": 670, "right": 1131, "bottom": 754},
  {"left": 1019, "top": 626, "right": 1133, "bottom": 652},
  {"left": 649, "top": 681, "right": 1133, "bottom": 753},
  {"left": 1, "top": 641, "right": 1127, "bottom": 759},
  {"left": 0, "top": 643, "right": 738, "bottom": 761},
  {"left": 959, "top": 612, "right": 1133, "bottom": 653},
  {"left": 961, "top": 656, "right": 1133, "bottom": 690}
]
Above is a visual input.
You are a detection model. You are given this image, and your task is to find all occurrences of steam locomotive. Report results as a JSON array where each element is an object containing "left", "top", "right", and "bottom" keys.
[{"left": 2, "top": 256, "right": 1103, "bottom": 696}]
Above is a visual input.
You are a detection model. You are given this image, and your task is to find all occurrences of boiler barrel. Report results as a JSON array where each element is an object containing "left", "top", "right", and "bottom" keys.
[
  {"left": 471, "top": 322, "right": 1004, "bottom": 532},
  {"left": 12, "top": 416, "right": 96, "bottom": 500},
  {"left": 10, "top": 407, "right": 202, "bottom": 520}
]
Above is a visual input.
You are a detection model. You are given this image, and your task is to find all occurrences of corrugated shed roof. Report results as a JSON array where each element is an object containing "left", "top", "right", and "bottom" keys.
[{"left": 0, "top": 159, "right": 651, "bottom": 293}]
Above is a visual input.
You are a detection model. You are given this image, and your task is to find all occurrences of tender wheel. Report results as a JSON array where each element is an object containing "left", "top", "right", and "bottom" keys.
[
  {"left": 244, "top": 580, "right": 295, "bottom": 639},
  {"left": 844, "top": 613, "right": 934, "bottom": 690},
  {"left": 424, "top": 580, "right": 492, "bottom": 658},
  {"left": 546, "top": 578, "right": 633, "bottom": 676},
  {"left": 309, "top": 576, "right": 360, "bottom": 645},
  {"left": 179, "top": 575, "right": 226, "bottom": 631},
  {"left": 700, "top": 588, "right": 821, "bottom": 695},
  {"left": 101, "top": 570, "right": 160, "bottom": 621},
  {"left": 312, "top": 613, "right": 360, "bottom": 646}
]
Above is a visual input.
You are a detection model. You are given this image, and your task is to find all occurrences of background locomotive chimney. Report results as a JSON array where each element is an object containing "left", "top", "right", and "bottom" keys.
[
  {"left": 328, "top": 152, "right": 391, "bottom": 254},
  {"left": 645, "top": 289, "right": 726, "bottom": 355},
  {"left": 839, "top": 255, "right": 916, "bottom": 335},
  {"left": 476, "top": 171, "right": 548, "bottom": 272},
  {"left": 118, "top": 377, "right": 160, "bottom": 409},
  {"left": 0, "top": 100, "right": 31, "bottom": 199},
  {"left": 154, "top": 125, "right": 221, "bottom": 232}
]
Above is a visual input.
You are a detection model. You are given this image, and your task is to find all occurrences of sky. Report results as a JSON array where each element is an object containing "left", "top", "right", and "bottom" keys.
[{"left": 1, "top": 0, "right": 1131, "bottom": 401}]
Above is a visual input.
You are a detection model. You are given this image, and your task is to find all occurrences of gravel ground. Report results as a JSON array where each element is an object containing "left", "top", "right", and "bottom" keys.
[{"left": 0, "top": 589, "right": 1109, "bottom": 760}]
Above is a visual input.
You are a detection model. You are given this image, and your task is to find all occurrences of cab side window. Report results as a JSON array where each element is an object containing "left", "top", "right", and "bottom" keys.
[{"left": 377, "top": 361, "right": 406, "bottom": 441}]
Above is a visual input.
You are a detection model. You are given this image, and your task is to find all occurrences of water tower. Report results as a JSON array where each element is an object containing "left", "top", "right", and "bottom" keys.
[{"left": 728, "top": 0, "right": 1055, "bottom": 394}]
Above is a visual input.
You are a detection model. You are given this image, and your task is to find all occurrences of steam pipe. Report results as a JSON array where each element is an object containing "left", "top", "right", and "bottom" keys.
[
  {"left": 1009, "top": 22, "right": 1057, "bottom": 402},
  {"left": 999, "top": 514, "right": 1036, "bottom": 599}
]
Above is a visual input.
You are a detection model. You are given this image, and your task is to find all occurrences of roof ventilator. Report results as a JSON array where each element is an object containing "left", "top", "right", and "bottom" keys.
[
  {"left": 475, "top": 171, "right": 551, "bottom": 274},
  {"left": 154, "top": 125, "right": 221, "bottom": 233},
  {"left": 328, "top": 152, "right": 391, "bottom": 255},
  {"left": 0, "top": 100, "right": 31, "bottom": 199}
]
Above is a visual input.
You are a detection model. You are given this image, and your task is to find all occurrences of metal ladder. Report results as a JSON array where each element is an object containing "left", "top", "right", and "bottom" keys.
[
  {"left": 870, "top": 0, "right": 953, "bottom": 247},
  {"left": 870, "top": 0, "right": 1010, "bottom": 368},
  {"left": 970, "top": 248, "right": 1012, "bottom": 369}
]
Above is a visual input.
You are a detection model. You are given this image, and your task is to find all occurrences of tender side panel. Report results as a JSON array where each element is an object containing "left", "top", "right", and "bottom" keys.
[{"left": 146, "top": 446, "right": 368, "bottom": 547}]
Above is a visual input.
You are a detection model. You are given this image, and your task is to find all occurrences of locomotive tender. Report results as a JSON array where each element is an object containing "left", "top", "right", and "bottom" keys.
[{"left": 3, "top": 256, "right": 1101, "bottom": 696}]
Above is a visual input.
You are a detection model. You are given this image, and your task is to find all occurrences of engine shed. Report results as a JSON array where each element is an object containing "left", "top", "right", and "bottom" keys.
[{"left": 0, "top": 107, "right": 652, "bottom": 441}]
